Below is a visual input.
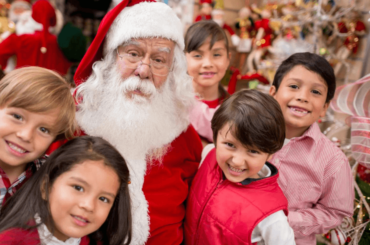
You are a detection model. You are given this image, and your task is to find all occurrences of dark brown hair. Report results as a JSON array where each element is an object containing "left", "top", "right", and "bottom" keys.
[
  {"left": 211, "top": 89, "right": 285, "bottom": 154},
  {"left": 272, "top": 52, "right": 336, "bottom": 103},
  {"left": 0, "top": 136, "right": 132, "bottom": 245},
  {"left": 184, "top": 20, "right": 230, "bottom": 99}
]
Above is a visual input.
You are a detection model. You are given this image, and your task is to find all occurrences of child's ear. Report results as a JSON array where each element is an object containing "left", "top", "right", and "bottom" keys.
[
  {"left": 320, "top": 102, "right": 330, "bottom": 118},
  {"left": 40, "top": 178, "right": 49, "bottom": 201},
  {"left": 269, "top": 85, "right": 277, "bottom": 97},
  {"left": 228, "top": 51, "right": 232, "bottom": 60}
]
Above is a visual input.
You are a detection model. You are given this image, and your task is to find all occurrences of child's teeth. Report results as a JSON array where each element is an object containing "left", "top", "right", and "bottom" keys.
[
  {"left": 229, "top": 165, "right": 244, "bottom": 173},
  {"left": 75, "top": 216, "right": 87, "bottom": 223},
  {"left": 291, "top": 108, "right": 308, "bottom": 114},
  {"left": 8, "top": 143, "right": 26, "bottom": 153}
]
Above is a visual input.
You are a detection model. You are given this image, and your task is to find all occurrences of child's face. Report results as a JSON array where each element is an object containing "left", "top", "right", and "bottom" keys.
[
  {"left": 47, "top": 160, "right": 120, "bottom": 241},
  {"left": 0, "top": 107, "right": 58, "bottom": 174},
  {"left": 216, "top": 123, "right": 269, "bottom": 183},
  {"left": 186, "top": 39, "right": 230, "bottom": 95},
  {"left": 269, "top": 65, "right": 329, "bottom": 138}
]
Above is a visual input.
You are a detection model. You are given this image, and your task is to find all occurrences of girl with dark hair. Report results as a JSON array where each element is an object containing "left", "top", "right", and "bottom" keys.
[{"left": 0, "top": 136, "right": 132, "bottom": 245}]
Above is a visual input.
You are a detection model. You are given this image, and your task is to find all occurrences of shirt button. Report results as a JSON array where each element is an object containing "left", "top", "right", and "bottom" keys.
[{"left": 275, "top": 159, "right": 280, "bottom": 164}]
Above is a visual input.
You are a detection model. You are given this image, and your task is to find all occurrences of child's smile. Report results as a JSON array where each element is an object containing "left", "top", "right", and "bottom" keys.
[
  {"left": 47, "top": 159, "right": 119, "bottom": 242},
  {"left": 0, "top": 107, "right": 58, "bottom": 181},
  {"left": 186, "top": 38, "right": 230, "bottom": 100},
  {"left": 270, "top": 65, "right": 329, "bottom": 138},
  {"left": 216, "top": 123, "right": 269, "bottom": 183}
]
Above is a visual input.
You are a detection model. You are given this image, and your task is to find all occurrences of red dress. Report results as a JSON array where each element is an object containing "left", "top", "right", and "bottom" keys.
[
  {"left": 0, "top": 228, "right": 91, "bottom": 245},
  {"left": 0, "top": 31, "right": 71, "bottom": 75}
]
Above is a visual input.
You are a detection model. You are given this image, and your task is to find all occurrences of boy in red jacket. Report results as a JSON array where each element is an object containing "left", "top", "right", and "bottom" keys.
[{"left": 184, "top": 89, "right": 295, "bottom": 245}]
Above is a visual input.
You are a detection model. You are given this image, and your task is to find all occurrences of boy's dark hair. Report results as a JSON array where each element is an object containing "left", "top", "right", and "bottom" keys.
[
  {"left": 272, "top": 52, "right": 336, "bottom": 103},
  {"left": 0, "top": 136, "right": 132, "bottom": 245},
  {"left": 184, "top": 20, "right": 230, "bottom": 100},
  {"left": 212, "top": 89, "right": 285, "bottom": 154}
]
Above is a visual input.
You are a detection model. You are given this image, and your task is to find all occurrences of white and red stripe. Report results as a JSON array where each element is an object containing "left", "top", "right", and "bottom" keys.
[{"left": 271, "top": 122, "right": 354, "bottom": 245}]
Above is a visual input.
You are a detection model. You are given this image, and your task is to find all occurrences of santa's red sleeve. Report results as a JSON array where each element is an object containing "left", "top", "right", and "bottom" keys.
[{"left": 0, "top": 33, "right": 18, "bottom": 70}]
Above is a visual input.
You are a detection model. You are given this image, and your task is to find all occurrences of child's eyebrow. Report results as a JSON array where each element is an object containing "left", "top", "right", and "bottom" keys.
[
  {"left": 70, "top": 177, "right": 90, "bottom": 187},
  {"left": 212, "top": 48, "right": 226, "bottom": 52}
]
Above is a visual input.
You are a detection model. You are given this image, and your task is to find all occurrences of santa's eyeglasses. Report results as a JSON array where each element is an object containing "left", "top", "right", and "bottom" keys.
[{"left": 116, "top": 48, "right": 173, "bottom": 77}]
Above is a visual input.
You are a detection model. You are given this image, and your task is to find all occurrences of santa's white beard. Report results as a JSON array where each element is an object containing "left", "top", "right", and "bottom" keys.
[
  {"left": 76, "top": 63, "right": 189, "bottom": 244},
  {"left": 76, "top": 66, "right": 187, "bottom": 164}
]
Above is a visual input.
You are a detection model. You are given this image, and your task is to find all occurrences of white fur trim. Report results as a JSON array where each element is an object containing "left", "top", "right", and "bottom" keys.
[{"left": 104, "top": 1, "right": 184, "bottom": 56}]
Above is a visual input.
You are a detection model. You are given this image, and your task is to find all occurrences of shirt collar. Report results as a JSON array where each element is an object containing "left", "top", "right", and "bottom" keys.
[
  {"left": 36, "top": 214, "right": 81, "bottom": 245},
  {"left": 241, "top": 162, "right": 277, "bottom": 185},
  {"left": 291, "top": 122, "right": 321, "bottom": 144}
]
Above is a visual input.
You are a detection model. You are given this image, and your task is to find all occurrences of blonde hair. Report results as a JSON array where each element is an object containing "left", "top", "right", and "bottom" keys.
[{"left": 0, "top": 67, "right": 76, "bottom": 140}]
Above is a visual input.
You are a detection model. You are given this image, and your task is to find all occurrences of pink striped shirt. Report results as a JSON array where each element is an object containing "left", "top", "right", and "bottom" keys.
[{"left": 271, "top": 122, "right": 354, "bottom": 245}]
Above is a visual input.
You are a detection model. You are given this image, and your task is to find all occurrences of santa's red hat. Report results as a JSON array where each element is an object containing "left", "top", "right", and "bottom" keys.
[
  {"left": 74, "top": 0, "right": 185, "bottom": 86},
  {"left": 31, "top": 0, "right": 56, "bottom": 54}
]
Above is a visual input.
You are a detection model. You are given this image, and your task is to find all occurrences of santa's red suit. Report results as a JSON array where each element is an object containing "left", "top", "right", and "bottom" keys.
[
  {"left": 53, "top": 1, "right": 203, "bottom": 244},
  {"left": 0, "top": 0, "right": 71, "bottom": 75}
]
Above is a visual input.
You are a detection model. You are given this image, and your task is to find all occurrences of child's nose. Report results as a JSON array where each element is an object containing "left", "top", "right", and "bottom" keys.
[
  {"left": 296, "top": 89, "right": 309, "bottom": 102},
  {"left": 16, "top": 126, "right": 33, "bottom": 142},
  {"left": 202, "top": 56, "right": 213, "bottom": 68},
  {"left": 232, "top": 154, "right": 246, "bottom": 166},
  {"left": 79, "top": 196, "right": 95, "bottom": 212}
]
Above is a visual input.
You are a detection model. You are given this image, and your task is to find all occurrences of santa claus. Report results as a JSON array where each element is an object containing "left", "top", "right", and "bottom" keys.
[
  {"left": 0, "top": 0, "right": 71, "bottom": 75},
  {"left": 73, "top": 0, "right": 202, "bottom": 244}
]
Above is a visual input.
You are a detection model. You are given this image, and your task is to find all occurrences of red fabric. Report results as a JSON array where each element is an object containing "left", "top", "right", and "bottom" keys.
[
  {"left": 0, "top": 164, "right": 33, "bottom": 208},
  {"left": 199, "top": 0, "right": 212, "bottom": 4},
  {"left": 184, "top": 149, "right": 288, "bottom": 245},
  {"left": 0, "top": 32, "right": 71, "bottom": 75},
  {"left": 31, "top": 0, "right": 56, "bottom": 52},
  {"left": 355, "top": 20, "right": 366, "bottom": 32},
  {"left": 222, "top": 23, "right": 235, "bottom": 36},
  {"left": 74, "top": 0, "right": 155, "bottom": 86},
  {"left": 194, "top": 14, "right": 212, "bottom": 22},
  {"left": 338, "top": 21, "right": 348, "bottom": 33},
  {"left": 239, "top": 72, "right": 269, "bottom": 85},
  {"left": 255, "top": 18, "right": 272, "bottom": 48},
  {"left": 227, "top": 67, "right": 240, "bottom": 94},
  {"left": 143, "top": 125, "right": 202, "bottom": 245},
  {"left": 200, "top": 97, "right": 222, "bottom": 109},
  {"left": 0, "top": 228, "right": 91, "bottom": 245}
]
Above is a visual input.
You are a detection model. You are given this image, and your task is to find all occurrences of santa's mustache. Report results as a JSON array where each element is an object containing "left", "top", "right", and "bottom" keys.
[{"left": 118, "top": 76, "right": 157, "bottom": 98}]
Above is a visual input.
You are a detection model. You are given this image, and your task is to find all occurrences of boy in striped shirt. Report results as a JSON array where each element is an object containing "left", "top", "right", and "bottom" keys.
[{"left": 269, "top": 52, "right": 354, "bottom": 245}]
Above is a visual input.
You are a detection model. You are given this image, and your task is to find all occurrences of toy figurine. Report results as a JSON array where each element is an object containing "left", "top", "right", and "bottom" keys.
[{"left": 194, "top": 0, "right": 213, "bottom": 22}]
